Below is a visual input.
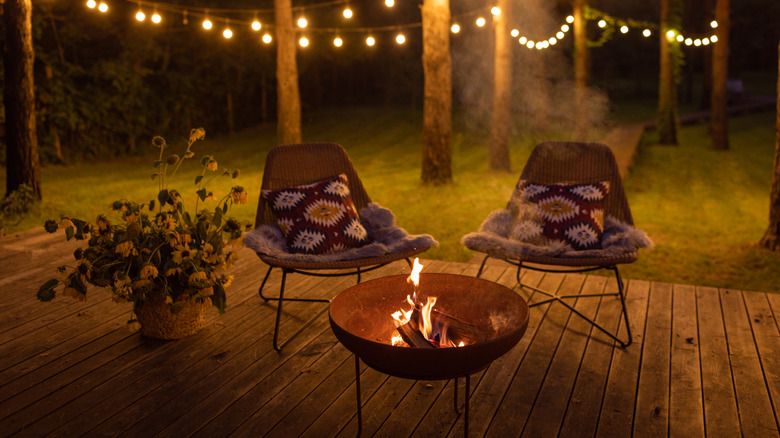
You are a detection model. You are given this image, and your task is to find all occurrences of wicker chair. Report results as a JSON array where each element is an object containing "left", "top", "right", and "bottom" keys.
[
  {"left": 249, "top": 142, "right": 436, "bottom": 351},
  {"left": 464, "top": 141, "right": 650, "bottom": 347}
]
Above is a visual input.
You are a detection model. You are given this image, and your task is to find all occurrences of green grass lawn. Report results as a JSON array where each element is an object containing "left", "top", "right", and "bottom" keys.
[{"left": 2, "top": 106, "right": 778, "bottom": 293}]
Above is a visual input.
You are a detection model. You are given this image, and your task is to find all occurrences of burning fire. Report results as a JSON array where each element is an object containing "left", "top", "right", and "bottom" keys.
[{"left": 390, "top": 258, "right": 465, "bottom": 348}]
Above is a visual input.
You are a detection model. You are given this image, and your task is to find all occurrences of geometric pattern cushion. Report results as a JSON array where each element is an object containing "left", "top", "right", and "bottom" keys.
[
  {"left": 261, "top": 174, "right": 373, "bottom": 254},
  {"left": 513, "top": 180, "right": 609, "bottom": 250}
]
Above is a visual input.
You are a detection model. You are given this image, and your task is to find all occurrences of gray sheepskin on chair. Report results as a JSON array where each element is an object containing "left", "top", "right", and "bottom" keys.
[
  {"left": 244, "top": 203, "right": 438, "bottom": 262},
  {"left": 461, "top": 209, "right": 653, "bottom": 259}
]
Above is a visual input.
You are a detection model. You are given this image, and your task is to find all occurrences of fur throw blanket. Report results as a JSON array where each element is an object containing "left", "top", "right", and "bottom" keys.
[
  {"left": 243, "top": 203, "right": 438, "bottom": 262},
  {"left": 461, "top": 209, "right": 653, "bottom": 259}
]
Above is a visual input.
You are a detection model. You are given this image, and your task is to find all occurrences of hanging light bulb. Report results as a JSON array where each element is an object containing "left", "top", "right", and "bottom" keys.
[
  {"left": 252, "top": 17, "right": 262, "bottom": 31},
  {"left": 366, "top": 36, "right": 375, "bottom": 46},
  {"left": 666, "top": 30, "right": 676, "bottom": 40},
  {"left": 299, "top": 37, "right": 309, "bottom": 47},
  {"left": 476, "top": 17, "right": 486, "bottom": 27},
  {"left": 548, "top": 37, "right": 557, "bottom": 45},
  {"left": 385, "top": 0, "right": 394, "bottom": 7},
  {"left": 98, "top": 2, "right": 108, "bottom": 12},
  {"left": 223, "top": 28, "right": 233, "bottom": 39},
  {"left": 262, "top": 33, "right": 272, "bottom": 43},
  {"left": 86, "top": 0, "right": 97, "bottom": 8},
  {"left": 334, "top": 37, "right": 343, "bottom": 47},
  {"left": 203, "top": 19, "right": 213, "bottom": 30},
  {"left": 491, "top": 7, "right": 501, "bottom": 16},
  {"left": 702, "top": 38, "right": 710, "bottom": 45},
  {"left": 556, "top": 31, "right": 564, "bottom": 39},
  {"left": 451, "top": 24, "right": 460, "bottom": 33},
  {"left": 151, "top": 10, "right": 162, "bottom": 23},
  {"left": 396, "top": 33, "right": 405, "bottom": 44},
  {"left": 643, "top": 28, "right": 651, "bottom": 37},
  {"left": 694, "top": 38, "right": 701, "bottom": 46},
  {"left": 519, "top": 36, "right": 527, "bottom": 44},
  {"left": 711, "top": 35, "right": 718, "bottom": 43},
  {"left": 526, "top": 41, "right": 534, "bottom": 49},
  {"left": 685, "top": 38, "right": 693, "bottom": 45},
  {"left": 297, "top": 17, "right": 308, "bottom": 28},
  {"left": 566, "top": 15, "right": 574, "bottom": 23},
  {"left": 598, "top": 20, "right": 607, "bottom": 28},
  {"left": 343, "top": 8, "right": 353, "bottom": 18},
  {"left": 620, "top": 25, "right": 629, "bottom": 34},
  {"left": 136, "top": 10, "right": 146, "bottom": 21},
  {"left": 561, "top": 24, "right": 569, "bottom": 32},
  {"left": 676, "top": 34, "right": 683, "bottom": 42},
  {"left": 510, "top": 29, "right": 519, "bottom": 37},
  {"left": 710, "top": 20, "right": 718, "bottom": 28}
]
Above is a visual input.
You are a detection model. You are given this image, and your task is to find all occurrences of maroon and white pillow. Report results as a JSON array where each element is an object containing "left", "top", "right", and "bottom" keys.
[
  {"left": 511, "top": 180, "right": 609, "bottom": 250},
  {"left": 262, "top": 174, "right": 373, "bottom": 254}
]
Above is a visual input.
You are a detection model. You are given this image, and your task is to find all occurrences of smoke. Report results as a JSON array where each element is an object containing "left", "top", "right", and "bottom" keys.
[{"left": 451, "top": 0, "right": 608, "bottom": 139}]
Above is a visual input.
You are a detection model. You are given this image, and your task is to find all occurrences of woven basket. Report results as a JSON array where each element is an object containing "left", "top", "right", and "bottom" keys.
[{"left": 136, "top": 290, "right": 210, "bottom": 340}]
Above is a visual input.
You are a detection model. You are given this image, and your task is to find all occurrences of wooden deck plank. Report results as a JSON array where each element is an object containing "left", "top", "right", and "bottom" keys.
[
  {"left": 720, "top": 289, "right": 779, "bottom": 437},
  {"left": 482, "top": 272, "right": 569, "bottom": 437},
  {"left": 695, "top": 286, "right": 741, "bottom": 438},
  {"left": 741, "top": 291, "right": 780, "bottom": 432},
  {"left": 669, "top": 284, "right": 705, "bottom": 438},
  {"left": 557, "top": 274, "right": 619, "bottom": 438},
  {"left": 596, "top": 279, "right": 651, "bottom": 438},
  {"left": 633, "top": 281, "right": 672, "bottom": 438}
]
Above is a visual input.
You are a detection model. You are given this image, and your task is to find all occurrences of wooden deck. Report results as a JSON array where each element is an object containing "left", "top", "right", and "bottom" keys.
[{"left": 1, "top": 227, "right": 779, "bottom": 437}]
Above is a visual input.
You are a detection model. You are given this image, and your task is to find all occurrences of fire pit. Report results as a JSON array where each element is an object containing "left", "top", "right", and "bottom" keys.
[{"left": 329, "top": 271, "right": 529, "bottom": 435}]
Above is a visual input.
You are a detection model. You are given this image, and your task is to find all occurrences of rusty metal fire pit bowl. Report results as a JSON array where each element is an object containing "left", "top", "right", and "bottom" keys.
[{"left": 329, "top": 273, "right": 529, "bottom": 435}]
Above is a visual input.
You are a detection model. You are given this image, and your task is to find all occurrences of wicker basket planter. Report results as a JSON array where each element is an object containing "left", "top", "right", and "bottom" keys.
[{"left": 136, "top": 291, "right": 211, "bottom": 340}]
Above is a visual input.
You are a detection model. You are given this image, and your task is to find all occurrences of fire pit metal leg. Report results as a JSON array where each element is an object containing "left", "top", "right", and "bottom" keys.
[
  {"left": 355, "top": 355, "right": 363, "bottom": 436},
  {"left": 452, "top": 375, "right": 470, "bottom": 437}
]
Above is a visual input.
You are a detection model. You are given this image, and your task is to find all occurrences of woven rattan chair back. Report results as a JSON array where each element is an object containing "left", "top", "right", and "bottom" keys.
[
  {"left": 254, "top": 142, "right": 371, "bottom": 229},
  {"left": 515, "top": 141, "right": 634, "bottom": 225}
]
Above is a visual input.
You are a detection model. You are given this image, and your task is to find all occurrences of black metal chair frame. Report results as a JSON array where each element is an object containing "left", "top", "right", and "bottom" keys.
[
  {"left": 476, "top": 255, "right": 632, "bottom": 347},
  {"left": 259, "top": 259, "right": 412, "bottom": 352}
]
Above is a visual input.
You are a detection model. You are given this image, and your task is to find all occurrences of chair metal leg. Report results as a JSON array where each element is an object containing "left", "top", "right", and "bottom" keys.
[
  {"left": 355, "top": 354, "right": 363, "bottom": 436},
  {"left": 261, "top": 268, "right": 331, "bottom": 352},
  {"left": 519, "top": 263, "right": 632, "bottom": 347},
  {"left": 476, "top": 255, "right": 490, "bottom": 278},
  {"left": 452, "top": 375, "right": 470, "bottom": 437}
]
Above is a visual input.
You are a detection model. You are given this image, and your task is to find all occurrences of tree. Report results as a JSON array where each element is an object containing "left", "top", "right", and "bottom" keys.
[
  {"left": 759, "top": 41, "right": 780, "bottom": 251},
  {"left": 274, "top": 0, "right": 302, "bottom": 145},
  {"left": 658, "top": 0, "right": 683, "bottom": 145},
  {"left": 488, "top": 0, "right": 512, "bottom": 172},
  {"left": 573, "top": 0, "right": 589, "bottom": 136},
  {"left": 710, "top": 0, "right": 730, "bottom": 150},
  {"left": 420, "top": 0, "right": 452, "bottom": 184},
  {"left": 3, "top": 0, "right": 41, "bottom": 199}
]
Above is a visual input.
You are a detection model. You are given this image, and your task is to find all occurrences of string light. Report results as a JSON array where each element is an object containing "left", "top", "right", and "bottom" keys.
[
  {"left": 526, "top": 41, "right": 534, "bottom": 49},
  {"left": 334, "top": 37, "right": 343, "bottom": 47},
  {"left": 136, "top": 10, "right": 145, "bottom": 21},
  {"left": 711, "top": 35, "right": 718, "bottom": 42},
  {"left": 510, "top": 29, "right": 519, "bottom": 37},
  {"left": 476, "top": 17, "right": 486, "bottom": 27},
  {"left": 598, "top": 19, "right": 606, "bottom": 28},
  {"left": 556, "top": 31, "right": 564, "bottom": 39},
  {"left": 643, "top": 29, "right": 651, "bottom": 37},
  {"left": 566, "top": 15, "right": 574, "bottom": 23},
  {"left": 297, "top": 17, "right": 308, "bottom": 28},
  {"left": 262, "top": 33, "right": 272, "bottom": 44},
  {"left": 87, "top": 0, "right": 96, "bottom": 8},
  {"left": 710, "top": 20, "right": 718, "bottom": 28},
  {"left": 561, "top": 24, "right": 570, "bottom": 32},
  {"left": 395, "top": 33, "right": 405, "bottom": 44},
  {"left": 451, "top": 24, "right": 460, "bottom": 33},
  {"left": 676, "top": 34, "right": 683, "bottom": 42},
  {"left": 252, "top": 20, "right": 262, "bottom": 31},
  {"left": 151, "top": 10, "right": 162, "bottom": 23},
  {"left": 299, "top": 36, "right": 309, "bottom": 47},
  {"left": 666, "top": 30, "right": 676, "bottom": 40},
  {"left": 548, "top": 37, "right": 557, "bottom": 45},
  {"left": 98, "top": 2, "right": 108, "bottom": 12},
  {"left": 519, "top": 36, "right": 527, "bottom": 44},
  {"left": 223, "top": 28, "right": 233, "bottom": 38},
  {"left": 343, "top": 8, "right": 353, "bottom": 19},
  {"left": 620, "top": 25, "right": 628, "bottom": 33},
  {"left": 385, "top": 0, "right": 394, "bottom": 7},
  {"left": 203, "top": 18, "right": 213, "bottom": 30},
  {"left": 366, "top": 36, "right": 375, "bottom": 46},
  {"left": 491, "top": 7, "right": 500, "bottom": 16}
]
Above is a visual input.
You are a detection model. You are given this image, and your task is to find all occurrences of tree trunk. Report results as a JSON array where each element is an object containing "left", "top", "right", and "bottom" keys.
[
  {"left": 573, "top": 0, "right": 589, "bottom": 136},
  {"left": 710, "top": 0, "right": 730, "bottom": 150},
  {"left": 759, "top": 41, "right": 780, "bottom": 251},
  {"left": 3, "top": 0, "right": 41, "bottom": 199},
  {"left": 274, "top": 0, "right": 302, "bottom": 145},
  {"left": 488, "top": 0, "right": 512, "bottom": 172},
  {"left": 658, "top": 0, "right": 680, "bottom": 145},
  {"left": 421, "top": 0, "right": 452, "bottom": 184}
]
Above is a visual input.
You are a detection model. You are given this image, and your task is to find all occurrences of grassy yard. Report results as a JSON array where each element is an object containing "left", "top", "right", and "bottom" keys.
[{"left": 2, "top": 106, "right": 778, "bottom": 293}]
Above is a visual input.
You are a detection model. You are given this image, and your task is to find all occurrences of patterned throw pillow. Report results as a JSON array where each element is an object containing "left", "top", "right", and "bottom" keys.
[
  {"left": 261, "top": 174, "right": 373, "bottom": 254},
  {"left": 511, "top": 180, "right": 609, "bottom": 250}
]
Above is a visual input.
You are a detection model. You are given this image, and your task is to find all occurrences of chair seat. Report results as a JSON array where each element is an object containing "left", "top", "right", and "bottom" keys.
[
  {"left": 503, "top": 251, "right": 638, "bottom": 268},
  {"left": 257, "top": 246, "right": 431, "bottom": 271}
]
